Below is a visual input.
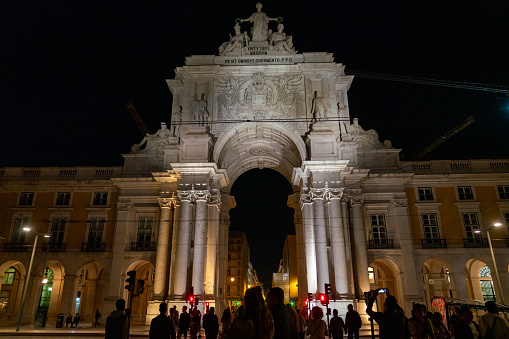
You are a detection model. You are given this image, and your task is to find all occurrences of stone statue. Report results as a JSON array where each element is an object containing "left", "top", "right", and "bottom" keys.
[
  {"left": 269, "top": 24, "right": 295, "bottom": 53},
  {"left": 131, "top": 122, "right": 171, "bottom": 153},
  {"left": 348, "top": 118, "right": 393, "bottom": 149},
  {"left": 240, "top": 2, "right": 278, "bottom": 42},
  {"left": 311, "top": 91, "right": 328, "bottom": 121},
  {"left": 171, "top": 105, "right": 182, "bottom": 138},
  {"left": 193, "top": 93, "right": 209, "bottom": 125},
  {"left": 219, "top": 23, "right": 245, "bottom": 55}
]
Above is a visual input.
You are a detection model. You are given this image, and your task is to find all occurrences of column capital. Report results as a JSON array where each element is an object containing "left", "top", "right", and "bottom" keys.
[
  {"left": 176, "top": 190, "right": 192, "bottom": 202},
  {"left": 299, "top": 190, "right": 312, "bottom": 209},
  {"left": 190, "top": 189, "right": 210, "bottom": 202},
  {"left": 117, "top": 199, "right": 132, "bottom": 211},
  {"left": 347, "top": 193, "right": 364, "bottom": 206},
  {"left": 207, "top": 193, "right": 222, "bottom": 210},
  {"left": 392, "top": 193, "right": 407, "bottom": 208},
  {"left": 158, "top": 197, "right": 174, "bottom": 209}
]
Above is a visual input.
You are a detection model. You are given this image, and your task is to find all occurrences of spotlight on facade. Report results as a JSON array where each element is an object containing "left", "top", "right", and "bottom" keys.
[
  {"left": 494, "top": 222, "right": 502, "bottom": 227},
  {"left": 230, "top": 277, "right": 235, "bottom": 282}
]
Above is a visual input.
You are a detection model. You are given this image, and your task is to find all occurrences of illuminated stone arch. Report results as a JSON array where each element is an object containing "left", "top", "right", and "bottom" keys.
[
  {"left": 74, "top": 261, "right": 104, "bottom": 321},
  {"left": 124, "top": 260, "right": 155, "bottom": 324},
  {"left": 369, "top": 257, "right": 403, "bottom": 310},
  {"left": 465, "top": 258, "right": 496, "bottom": 302},
  {"left": 422, "top": 257, "right": 458, "bottom": 305},
  {"left": 0, "top": 260, "right": 26, "bottom": 319}
]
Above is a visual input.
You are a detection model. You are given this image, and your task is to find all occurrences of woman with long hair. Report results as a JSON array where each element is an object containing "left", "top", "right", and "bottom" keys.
[
  {"left": 227, "top": 286, "right": 274, "bottom": 339},
  {"left": 306, "top": 306, "right": 328, "bottom": 339},
  {"left": 221, "top": 307, "right": 233, "bottom": 334}
]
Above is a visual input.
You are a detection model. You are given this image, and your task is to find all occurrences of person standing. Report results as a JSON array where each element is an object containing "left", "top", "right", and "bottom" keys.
[
  {"left": 366, "top": 290, "right": 406, "bottom": 339},
  {"left": 408, "top": 304, "right": 434, "bottom": 339},
  {"left": 105, "top": 299, "right": 128, "bottom": 339},
  {"left": 94, "top": 309, "right": 101, "bottom": 327},
  {"left": 479, "top": 301, "right": 509, "bottom": 339},
  {"left": 190, "top": 308, "right": 200, "bottom": 339},
  {"left": 178, "top": 306, "right": 191, "bottom": 339},
  {"left": 453, "top": 306, "right": 480, "bottom": 339},
  {"left": 221, "top": 308, "right": 232, "bottom": 335},
  {"left": 150, "top": 302, "right": 176, "bottom": 339},
  {"left": 329, "top": 309, "right": 346, "bottom": 339},
  {"left": 306, "top": 306, "right": 328, "bottom": 339},
  {"left": 266, "top": 287, "right": 292, "bottom": 339},
  {"left": 431, "top": 312, "right": 451, "bottom": 339},
  {"left": 345, "top": 304, "right": 362, "bottom": 339},
  {"left": 296, "top": 309, "right": 306, "bottom": 339},
  {"left": 204, "top": 307, "right": 219, "bottom": 339}
]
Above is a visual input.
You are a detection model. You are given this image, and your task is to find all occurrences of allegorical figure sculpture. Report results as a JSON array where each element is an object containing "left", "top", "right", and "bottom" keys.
[
  {"left": 269, "top": 24, "right": 295, "bottom": 53},
  {"left": 240, "top": 2, "right": 278, "bottom": 41},
  {"left": 131, "top": 122, "right": 171, "bottom": 153},
  {"left": 193, "top": 93, "right": 209, "bottom": 125},
  {"left": 171, "top": 105, "right": 182, "bottom": 138},
  {"left": 219, "top": 23, "right": 245, "bottom": 55},
  {"left": 311, "top": 91, "right": 328, "bottom": 121}
]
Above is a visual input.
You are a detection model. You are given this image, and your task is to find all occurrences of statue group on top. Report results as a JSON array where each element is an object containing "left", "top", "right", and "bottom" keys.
[{"left": 219, "top": 3, "right": 297, "bottom": 56}]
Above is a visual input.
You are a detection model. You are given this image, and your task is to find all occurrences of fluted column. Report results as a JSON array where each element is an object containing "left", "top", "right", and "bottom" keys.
[
  {"left": 153, "top": 198, "right": 173, "bottom": 300},
  {"left": 192, "top": 190, "right": 209, "bottom": 296},
  {"left": 350, "top": 195, "right": 370, "bottom": 294},
  {"left": 172, "top": 191, "right": 192, "bottom": 297},
  {"left": 301, "top": 192, "right": 318, "bottom": 294},
  {"left": 328, "top": 189, "right": 348, "bottom": 295},
  {"left": 311, "top": 188, "right": 329, "bottom": 293},
  {"left": 205, "top": 193, "right": 221, "bottom": 296}
]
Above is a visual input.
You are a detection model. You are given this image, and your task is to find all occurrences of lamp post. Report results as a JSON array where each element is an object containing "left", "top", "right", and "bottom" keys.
[
  {"left": 477, "top": 223, "right": 505, "bottom": 305},
  {"left": 16, "top": 227, "right": 49, "bottom": 331}
]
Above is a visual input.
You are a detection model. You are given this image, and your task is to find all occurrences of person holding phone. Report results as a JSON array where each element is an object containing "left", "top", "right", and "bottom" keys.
[{"left": 366, "top": 289, "right": 406, "bottom": 339}]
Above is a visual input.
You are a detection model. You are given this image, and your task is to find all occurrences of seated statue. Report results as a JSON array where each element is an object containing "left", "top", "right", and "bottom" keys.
[
  {"left": 269, "top": 24, "right": 295, "bottom": 53},
  {"left": 219, "top": 23, "right": 245, "bottom": 55},
  {"left": 131, "top": 122, "right": 171, "bottom": 153},
  {"left": 348, "top": 118, "right": 392, "bottom": 149}
]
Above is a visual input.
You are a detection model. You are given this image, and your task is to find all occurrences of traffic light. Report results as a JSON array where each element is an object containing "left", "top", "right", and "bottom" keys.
[
  {"left": 206, "top": 302, "right": 209, "bottom": 307},
  {"left": 187, "top": 286, "right": 194, "bottom": 304},
  {"left": 307, "top": 292, "right": 313, "bottom": 301},
  {"left": 137, "top": 279, "right": 145, "bottom": 294},
  {"left": 125, "top": 270, "right": 136, "bottom": 292},
  {"left": 194, "top": 297, "right": 199, "bottom": 306},
  {"left": 189, "top": 295, "right": 194, "bottom": 304},
  {"left": 325, "top": 283, "right": 331, "bottom": 296},
  {"left": 304, "top": 299, "right": 309, "bottom": 307},
  {"left": 319, "top": 293, "right": 329, "bottom": 306}
]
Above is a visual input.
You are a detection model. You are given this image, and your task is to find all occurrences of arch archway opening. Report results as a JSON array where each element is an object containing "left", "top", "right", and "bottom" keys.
[{"left": 229, "top": 168, "right": 295, "bottom": 299}]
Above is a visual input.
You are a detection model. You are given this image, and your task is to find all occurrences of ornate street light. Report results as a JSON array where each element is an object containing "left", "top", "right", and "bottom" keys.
[{"left": 16, "top": 228, "right": 49, "bottom": 331}]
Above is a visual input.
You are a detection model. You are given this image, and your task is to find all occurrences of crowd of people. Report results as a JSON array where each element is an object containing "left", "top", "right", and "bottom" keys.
[{"left": 102, "top": 287, "right": 509, "bottom": 339}]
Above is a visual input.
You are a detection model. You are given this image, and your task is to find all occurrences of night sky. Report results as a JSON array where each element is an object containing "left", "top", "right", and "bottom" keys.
[{"left": 1, "top": 0, "right": 509, "bottom": 288}]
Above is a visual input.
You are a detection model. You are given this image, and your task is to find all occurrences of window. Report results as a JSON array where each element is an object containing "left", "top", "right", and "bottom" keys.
[
  {"left": 11, "top": 217, "right": 28, "bottom": 243},
  {"left": 370, "top": 214, "right": 388, "bottom": 244},
  {"left": 422, "top": 213, "right": 440, "bottom": 239},
  {"left": 498, "top": 186, "right": 509, "bottom": 200},
  {"left": 2, "top": 267, "right": 15, "bottom": 285},
  {"left": 137, "top": 217, "right": 153, "bottom": 243},
  {"left": 19, "top": 192, "right": 34, "bottom": 206},
  {"left": 418, "top": 187, "right": 434, "bottom": 201},
  {"left": 92, "top": 192, "right": 108, "bottom": 206},
  {"left": 55, "top": 192, "right": 71, "bottom": 206},
  {"left": 479, "top": 265, "right": 496, "bottom": 302},
  {"left": 87, "top": 217, "right": 105, "bottom": 244},
  {"left": 50, "top": 218, "right": 66, "bottom": 244},
  {"left": 463, "top": 213, "right": 481, "bottom": 239},
  {"left": 504, "top": 212, "right": 509, "bottom": 231},
  {"left": 368, "top": 266, "right": 375, "bottom": 284},
  {"left": 458, "top": 186, "right": 474, "bottom": 200}
]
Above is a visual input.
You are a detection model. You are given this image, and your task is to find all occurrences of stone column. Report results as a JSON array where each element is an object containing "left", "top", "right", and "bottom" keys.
[
  {"left": 311, "top": 188, "right": 329, "bottom": 293},
  {"left": 192, "top": 190, "right": 209, "bottom": 296},
  {"left": 301, "top": 192, "right": 318, "bottom": 294},
  {"left": 168, "top": 202, "right": 180, "bottom": 297},
  {"left": 328, "top": 190, "right": 348, "bottom": 295},
  {"left": 173, "top": 191, "right": 192, "bottom": 297},
  {"left": 59, "top": 275, "right": 78, "bottom": 315},
  {"left": 153, "top": 198, "right": 173, "bottom": 300},
  {"left": 205, "top": 194, "right": 220, "bottom": 296},
  {"left": 350, "top": 195, "right": 370, "bottom": 294}
]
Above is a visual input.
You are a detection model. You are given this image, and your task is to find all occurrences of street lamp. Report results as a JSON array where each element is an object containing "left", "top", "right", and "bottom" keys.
[
  {"left": 476, "top": 222, "right": 505, "bottom": 304},
  {"left": 16, "top": 227, "right": 49, "bottom": 331}
]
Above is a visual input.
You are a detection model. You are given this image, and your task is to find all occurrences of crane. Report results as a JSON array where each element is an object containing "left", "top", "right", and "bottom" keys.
[
  {"left": 413, "top": 116, "right": 475, "bottom": 159},
  {"left": 127, "top": 100, "right": 149, "bottom": 136}
]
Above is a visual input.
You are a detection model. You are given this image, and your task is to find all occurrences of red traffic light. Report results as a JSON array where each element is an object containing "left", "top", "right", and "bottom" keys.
[
  {"left": 206, "top": 302, "right": 209, "bottom": 307},
  {"left": 304, "top": 299, "right": 309, "bottom": 307},
  {"left": 189, "top": 296, "right": 194, "bottom": 303},
  {"left": 319, "top": 293, "right": 328, "bottom": 306},
  {"left": 320, "top": 295, "right": 325, "bottom": 301}
]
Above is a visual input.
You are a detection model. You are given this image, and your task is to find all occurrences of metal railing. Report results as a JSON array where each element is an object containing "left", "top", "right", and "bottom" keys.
[
  {"left": 81, "top": 242, "right": 105, "bottom": 252},
  {"left": 368, "top": 239, "right": 394, "bottom": 249},
  {"left": 421, "top": 238, "right": 448, "bottom": 249},
  {"left": 130, "top": 242, "right": 156, "bottom": 251},
  {"left": 3, "top": 242, "right": 27, "bottom": 252},
  {"left": 42, "top": 243, "right": 67, "bottom": 252},
  {"left": 463, "top": 238, "right": 489, "bottom": 248}
]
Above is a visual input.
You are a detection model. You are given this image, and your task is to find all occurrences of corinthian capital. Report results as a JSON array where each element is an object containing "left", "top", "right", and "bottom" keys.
[
  {"left": 327, "top": 187, "right": 344, "bottom": 200},
  {"left": 299, "top": 191, "right": 312, "bottom": 209},
  {"left": 190, "top": 190, "right": 210, "bottom": 202},
  {"left": 158, "top": 197, "right": 174, "bottom": 209},
  {"left": 309, "top": 188, "right": 327, "bottom": 200},
  {"left": 348, "top": 194, "right": 365, "bottom": 206},
  {"left": 176, "top": 190, "right": 192, "bottom": 202}
]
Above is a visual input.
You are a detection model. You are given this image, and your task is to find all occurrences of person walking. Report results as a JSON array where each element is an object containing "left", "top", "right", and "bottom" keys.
[
  {"left": 204, "top": 307, "right": 219, "bottom": 339},
  {"left": 345, "top": 304, "right": 362, "bottom": 339},
  {"left": 105, "top": 299, "right": 129, "bottom": 339},
  {"left": 178, "top": 306, "right": 191, "bottom": 339},
  {"left": 227, "top": 286, "right": 274, "bottom": 339},
  {"left": 366, "top": 290, "right": 406, "bottom": 339},
  {"left": 479, "top": 301, "right": 509, "bottom": 339},
  {"left": 150, "top": 302, "right": 176, "bottom": 339},
  {"left": 329, "top": 309, "right": 346, "bottom": 339},
  {"left": 94, "top": 309, "right": 102, "bottom": 327},
  {"left": 305, "top": 306, "right": 328, "bottom": 339},
  {"left": 266, "top": 287, "right": 292, "bottom": 339},
  {"left": 221, "top": 308, "right": 232, "bottom": 335}
]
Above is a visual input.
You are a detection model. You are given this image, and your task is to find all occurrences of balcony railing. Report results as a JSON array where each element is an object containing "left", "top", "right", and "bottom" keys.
[
  {"left": 43, "top": 243, "right": 67, "bottom": 252},
  {"left": 130, "top": 242, "right": 156, "bottom": 251},
  {"left": 421, "top": 238, "right": 448, "bottom": 249},
  {"left": 368, "top": 239, "right": 394, "bottom": 249},
  {"left": 463, "top": 238, "right": 489, "bottom": 248},
  {"left": 81, "top": 242, "right": 105, "bottom": 252},
  {"left": 3, "top": 242, "right": 27, "bottom": 252}
]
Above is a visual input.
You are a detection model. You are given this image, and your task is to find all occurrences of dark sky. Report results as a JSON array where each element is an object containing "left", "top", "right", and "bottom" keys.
[{"left": 1, "top": 0, "right": 509, "bottom": 287}]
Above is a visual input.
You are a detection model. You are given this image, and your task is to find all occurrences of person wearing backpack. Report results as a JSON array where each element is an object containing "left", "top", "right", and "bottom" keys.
[
  {"left": 105, "top": 299, "right": 129, "bottom": 339},
  {"left": 479, "top": 301, "right": 509, "bottom": 339}
]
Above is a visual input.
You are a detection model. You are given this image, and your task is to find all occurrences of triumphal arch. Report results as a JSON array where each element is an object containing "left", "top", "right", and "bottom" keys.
[{"left": 118, "top": 3, "right": 415, "bottom": 321}]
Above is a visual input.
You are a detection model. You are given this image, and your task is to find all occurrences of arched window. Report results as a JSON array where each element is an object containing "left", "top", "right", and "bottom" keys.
[
  {"left": 479, "top": 265, "right": 495, "bottom": 301},
  {"left": 368, "top": 266, "right": 375, "bottom": 284}
]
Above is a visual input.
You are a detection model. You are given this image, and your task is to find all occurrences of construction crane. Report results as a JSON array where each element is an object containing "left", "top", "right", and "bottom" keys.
[
  {"left": 413, "top": 116, "right": 475, "bottom": 159},
  {"left": 127, "top": 100, "right": 149, "bottom": 136}
]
